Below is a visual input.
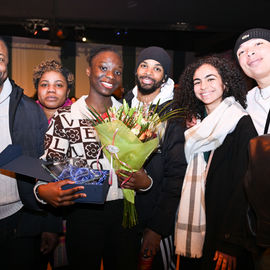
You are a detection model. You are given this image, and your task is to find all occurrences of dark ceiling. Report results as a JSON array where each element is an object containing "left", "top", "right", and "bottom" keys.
[{"left": 1, "top": 0, "right": 270, "bottom": 54}]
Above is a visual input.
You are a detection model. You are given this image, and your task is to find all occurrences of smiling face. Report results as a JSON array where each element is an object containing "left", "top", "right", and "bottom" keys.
[
  {"left": 193, "top": 64, "right": 225, "bottom": 114},
  {"left": 86, "top": 51, "right": 123, "bottom": 97},
  {"left": 237, "top": 38, "right": 270, "bottom": 87},
  {"left": 135, "top": 59, "right": 164, "bottom": 95},
  {"left": 37, "top": 71, "right": 69, "bottom": 110}
]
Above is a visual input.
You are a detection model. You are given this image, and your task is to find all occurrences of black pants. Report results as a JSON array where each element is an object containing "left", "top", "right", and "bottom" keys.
[
  {"left": 0, "top": 209, "right": 47, "bottom": 270},
  {"left": 65, "top": 199, "right": 140, "bottom": 270}
]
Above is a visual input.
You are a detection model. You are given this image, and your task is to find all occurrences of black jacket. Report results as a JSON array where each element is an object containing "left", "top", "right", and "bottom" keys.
[
  {"left": 244, "top": 134, "right": 270, "bottom": 248},
  {"left": 8, "top": 80, "right": 62, "bottom": 236},
  {"left": 201, "top": 115, "right": 257, "bottom": 269},
  {"left": 125, "top": 91, "right": 187, "bottom": 237}
]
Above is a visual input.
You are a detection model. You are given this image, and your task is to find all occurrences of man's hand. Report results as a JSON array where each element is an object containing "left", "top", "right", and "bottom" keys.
[
  {"left": 141, "top": 228, "right": 162, "bottom": 257},
  {"left": 213, "top": 250, "right": 237, "bottom": 270},
  {"left": 38, "top": 180, "right": 86, "bottom": 207},
  {"left": 40, "top": 232, "right": 59, "bottom": 255},
  {"left": 116, "top": 168, "right": 151, "bottom": 191}
]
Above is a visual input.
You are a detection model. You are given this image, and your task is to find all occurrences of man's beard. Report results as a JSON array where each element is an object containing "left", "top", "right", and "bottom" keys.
[{"left": 135, "top": 74, "right": 163, "bottom": 95}]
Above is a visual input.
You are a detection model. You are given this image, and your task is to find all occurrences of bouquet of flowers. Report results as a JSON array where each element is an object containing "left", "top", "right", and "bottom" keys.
[{"left": 88, "top": 99, "right": 182, "bottom": 227}]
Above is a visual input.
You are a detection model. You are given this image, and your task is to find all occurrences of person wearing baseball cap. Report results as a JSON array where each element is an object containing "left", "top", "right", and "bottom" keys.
[
  {"left": 119, "top": 46, "right": 186, "bottom": 269},
  {"left": 235, "top": 28, "right": 270, "bottom": 135}
]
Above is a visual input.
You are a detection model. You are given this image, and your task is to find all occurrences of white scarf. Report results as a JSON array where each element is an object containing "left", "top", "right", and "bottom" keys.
[{"left": 175, "top": 97, "right": 247, "bottom": 258}]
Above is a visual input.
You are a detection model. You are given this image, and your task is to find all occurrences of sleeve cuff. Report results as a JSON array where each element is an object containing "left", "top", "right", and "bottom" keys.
[
  {"left": 139, "top": 170, "right": 153, "bottom": 192},
  {"left": 33, "top": 182, "right": 48, "bottom": 205}
]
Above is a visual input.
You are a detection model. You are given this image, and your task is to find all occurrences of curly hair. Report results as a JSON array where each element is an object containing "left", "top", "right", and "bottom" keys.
[
  {"left": 174, "top": 55, "right": 248, "bottom": 122},
  {"left": 33, "top": 60, "right": 74, "bottom": 91}
]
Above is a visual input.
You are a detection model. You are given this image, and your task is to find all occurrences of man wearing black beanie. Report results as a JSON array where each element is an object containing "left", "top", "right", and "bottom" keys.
[
  {"left": 119, "top": 47, "right": 186, "bottom": 270},
  {"left": 235, "top": 28, "right": 270, "bottom": 270},
  {"left": 235, "top": 28, "right": 270, "bottom": 135},
  {"left": 133, "top": 46, "right": 172, "bottom": 103}
]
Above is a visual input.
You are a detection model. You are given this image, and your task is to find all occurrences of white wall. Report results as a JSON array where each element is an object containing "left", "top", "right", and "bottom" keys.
[{"left": 11, "top": 36, "right": 61, "bottom": 97}]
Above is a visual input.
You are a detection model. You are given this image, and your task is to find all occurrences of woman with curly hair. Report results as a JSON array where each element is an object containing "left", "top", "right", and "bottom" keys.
[
  {"left": 32, "top": 60, "right": 75, "bottom": 269},
  {"left": 33, "top": 60, "right": 74, "bottom": 122},
  {"left": 174, "top": 56, "right": 257, "bottom": 270}
]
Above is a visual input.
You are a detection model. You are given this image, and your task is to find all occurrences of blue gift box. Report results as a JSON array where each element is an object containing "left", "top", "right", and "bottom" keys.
[
  {"left": 44, "top": 162, "right": 111, "bottom": 204},
  {"left": 61, "top": 171, "right": 110, "bottom": 204},
  {"left": 0, "top": 146, "right": 111, "bottom": 204}
]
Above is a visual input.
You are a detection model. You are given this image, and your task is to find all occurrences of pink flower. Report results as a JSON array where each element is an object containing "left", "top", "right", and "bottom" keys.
[{"left": 101, "top": 112, "right": 109, "bottom": 120}]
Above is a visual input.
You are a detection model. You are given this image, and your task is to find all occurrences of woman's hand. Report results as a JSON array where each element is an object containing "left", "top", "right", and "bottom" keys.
[
  {"left": 116, "top": 168, "right": 151, "bottom": 191},
  {"left": 213, "top": 250, "right": 236, "bottom": 270},
  {"left": 38, "top": 180, "right": 86, "bottom": 207}
]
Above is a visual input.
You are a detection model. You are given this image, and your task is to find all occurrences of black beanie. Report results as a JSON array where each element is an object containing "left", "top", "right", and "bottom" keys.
[
  {"left": 136, "top": 46, "right": 171, "bottom": 77},
  {"left": 234, "top": 28, "right": 270, "bottom": 56}
]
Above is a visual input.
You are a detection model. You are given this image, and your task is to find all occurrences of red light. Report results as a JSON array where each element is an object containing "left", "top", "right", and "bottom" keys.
[
  {"left": 56, "top": 29, "right": 64, "bottom": 39},
  {"left": 195, "top": 25, "right": 208, "bottom": 30}
]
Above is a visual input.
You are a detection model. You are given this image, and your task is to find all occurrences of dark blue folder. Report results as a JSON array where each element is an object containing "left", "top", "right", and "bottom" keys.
[{"left": 0, "top": 144, "right": 54, "bottom": 182}]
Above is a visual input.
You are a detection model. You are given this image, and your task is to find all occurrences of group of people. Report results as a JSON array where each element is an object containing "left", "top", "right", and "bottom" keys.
[{"left": 0, "top": 27, "right": 270, "bottom": 270}]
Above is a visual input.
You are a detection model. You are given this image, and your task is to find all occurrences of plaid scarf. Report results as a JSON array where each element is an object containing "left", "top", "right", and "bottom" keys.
[{"left": 175, "top": 97, "right": 247, "bottom": 258}]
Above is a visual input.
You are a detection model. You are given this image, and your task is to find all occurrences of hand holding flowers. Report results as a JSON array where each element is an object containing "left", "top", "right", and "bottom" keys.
[
  {"left": 116, "top": 168, "right": 151, "bottom": 191},
  {"left": 87, "top": 99, "right": 182, "bottom": 227}
]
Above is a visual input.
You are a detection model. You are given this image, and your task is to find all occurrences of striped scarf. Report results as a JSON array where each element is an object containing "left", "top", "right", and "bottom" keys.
[{"left": 175, "top": 97, "right": 247, "bottom": 258}]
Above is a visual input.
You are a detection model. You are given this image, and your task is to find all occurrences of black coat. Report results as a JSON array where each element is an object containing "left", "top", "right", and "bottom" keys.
[
  {"left": 8, "top": 80, "right": 62, "bottom": 236},
  {"left": 201, "top": 115, "right": 257, "bottom": 269},
  {"left": 124, "top": 91, "right": 187, "bottom": 237},
  {"left": 244, "top": 134, "right": 270, "bottom": 248}
]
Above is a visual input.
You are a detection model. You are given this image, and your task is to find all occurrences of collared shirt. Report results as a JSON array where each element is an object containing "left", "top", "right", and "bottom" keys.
[{"left": 246, "top": 85, "right": 270, "bottom": 135}]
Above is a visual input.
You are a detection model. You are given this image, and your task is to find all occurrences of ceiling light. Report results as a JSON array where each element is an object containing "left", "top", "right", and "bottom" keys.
[{"left": 42, "top": 26, "right": 50, "bottom": 31}]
